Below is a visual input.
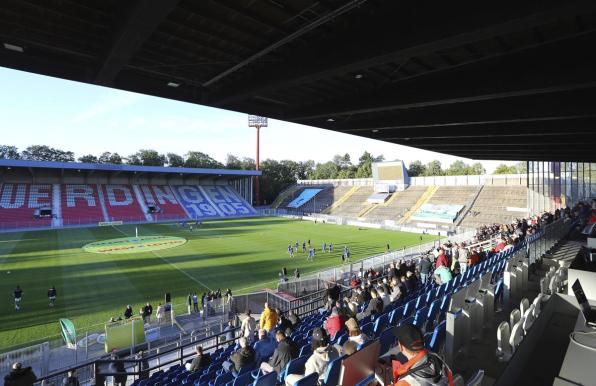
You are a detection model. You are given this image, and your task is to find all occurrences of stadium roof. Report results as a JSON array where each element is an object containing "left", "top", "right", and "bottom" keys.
[
  {"left": 0, "top": 159, "right": 260, "bottom": 179},
  {"left": 0, "top": 0, "right": 595, "bottom": 162}
]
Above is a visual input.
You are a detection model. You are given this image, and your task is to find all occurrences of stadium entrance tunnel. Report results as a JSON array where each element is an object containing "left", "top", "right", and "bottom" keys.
[{"left": 82, "top": 236, "right": 187, "bottom": 254}]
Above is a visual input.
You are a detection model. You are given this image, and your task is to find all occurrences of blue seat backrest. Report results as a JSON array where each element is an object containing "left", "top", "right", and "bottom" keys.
[
  {"left": 253, "top": 371, "right": 277, "bottom": 386},
  {"left": 379, "top": 328, "right": 395, "bottom": 355},
  {"left": 321, "top": 355, "right": 346, "bottom": 386},
  {"left": 293, "top": 372, "right": 318, "bottom": 386}
]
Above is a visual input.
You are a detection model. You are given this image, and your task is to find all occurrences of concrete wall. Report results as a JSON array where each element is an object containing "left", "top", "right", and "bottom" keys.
[{"left": 297, "top": 174, "right": 527, "bottom": 187}]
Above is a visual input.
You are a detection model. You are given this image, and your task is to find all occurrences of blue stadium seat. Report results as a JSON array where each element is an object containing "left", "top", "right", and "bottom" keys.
[
  {"left": 373, "top": 313, "right": 388, "bottom": 338},
  {"left": 210, "top": 371, "right": 234, "bottom": 386},
  {"left": 299, "top": 344, "right": 312, "bottom": 357},
  {"left": 361, "top": 321, "right": 374, "bottom": 337},
  {"left": 414, "top": 295, "right": 426, "bottom": 311},
  {"left": 253, "top": 371, "right": 277, "bottom": 386},
  {"left": 321, "top": 355, "right": 346, "bottom": 386},
  {"left": 292, "top": 372, "right": 318, "bottom": 386},
  {"left": 379, "top": 328, "right": 395, "bottom": 355},
  {"left": 427, "top": 320, "right": 446, "bottom": 352},
  {"left": 389, "top": 306, "right": 403, "bottom": 327},
  {"left": 281, "top": 356, "right": 309, "bottom": 384}
]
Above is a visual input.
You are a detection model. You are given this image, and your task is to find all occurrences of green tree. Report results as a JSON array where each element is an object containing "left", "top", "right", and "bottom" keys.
[
  {"left": 467, "top": 162, "right": 486, "bottom": 175},
  {"left": 78, "top": 154, "right": 98, "bottom": 163},
  {"left": 127, "top": 149, "right": 166, "bottom": 166},
  {"left": 446, "top": 160, "right": 468, "bottom": 176},
  {"left": 98, "top": 152, "right": 123, "bottom": 164},
  {"left": 312, "top": 161, "right": 339, "bottom": 179},
  {"left": 515, "top": 161, "right": 527, "bottom": 174},
  {"left": 225, "top": 154, "right": 242, "bottom": 169},
  {"left": 184, "top": 151, "right": 223, "bottom": 169},
  {"left": 493, "top": 164, "right": 518, "bottom": 174},
  {"left": 0, "top": 145, "right": 20, "bottom": 159},
  {"left": 21, "top": 145, "right": 74, "bottom": 162},
  {"left": 424, "top": 160, "right": 444, "bottom": 176},
  {"left": 167, "top": 153, "right": 185, "bottom": 167},
  {"left": 407, "top": 160, "right": 426, "bottom": 177}
]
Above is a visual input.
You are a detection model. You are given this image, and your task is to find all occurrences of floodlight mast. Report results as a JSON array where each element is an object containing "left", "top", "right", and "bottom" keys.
[{"left": 248, "top": 115, "right": 268, "bottom": 206}]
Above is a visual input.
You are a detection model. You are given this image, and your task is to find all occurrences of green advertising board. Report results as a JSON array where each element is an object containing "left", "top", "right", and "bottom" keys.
[{"left": 104, "top": 317, "right": 145, "bottom": 352}]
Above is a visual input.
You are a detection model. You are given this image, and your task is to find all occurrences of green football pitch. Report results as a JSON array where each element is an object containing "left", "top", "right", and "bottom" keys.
[{"left": 0, "top": 217, "right": 435, "bottom": 351}]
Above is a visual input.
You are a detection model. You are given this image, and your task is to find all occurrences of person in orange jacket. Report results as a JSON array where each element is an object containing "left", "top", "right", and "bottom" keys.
[
  {"left": 259, "top": 302, "right": 278, "bottom": 332},
  {"left": 391, "top": 324, "right": 453, "bottom": 386}
]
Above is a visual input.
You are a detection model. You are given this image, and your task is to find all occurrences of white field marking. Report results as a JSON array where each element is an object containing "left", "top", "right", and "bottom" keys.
[
  {"left": 110, "top": 225, "right": 212, "bottom": 291},
  {"left": 0, "top": 238, "right": 43, "bottom": 243}
]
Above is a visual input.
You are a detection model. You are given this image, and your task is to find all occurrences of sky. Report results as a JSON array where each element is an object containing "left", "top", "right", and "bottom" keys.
[{"left": 0, "top": 67, "right": 517, "bottom": 173}]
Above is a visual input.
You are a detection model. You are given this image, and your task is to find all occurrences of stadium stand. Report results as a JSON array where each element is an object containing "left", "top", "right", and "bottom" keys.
[
  {"left": 0, "top": 182, "right": 256, "bottom": 230},
  {"left": 0, "top": 183, "right": 53, "bottom": 228},
  {"left": 101, "top": 185, "right": 147, "bottom": 223},
  {"left": 460, "top": 186, "right": 528, "bottom": 229},
  {"left": 363, "top": 186, "right": 427, "bottom": 220},
  {"left": 325, "top": 186, "right": 374, "bottom": 217},
  {"left": 60, "top": 184, "right": 106, "bottom": 226},
  {"left": 139, "top": 185, "right": 189, "bottom": 220}
]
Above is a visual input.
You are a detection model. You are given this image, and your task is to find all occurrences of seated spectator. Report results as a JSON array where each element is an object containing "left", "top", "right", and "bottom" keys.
[
  {"left": 342, "top": 340, "right": 358, "bottom": 356},
  {"left": 377, "top": 286, "right": 390, "bottom": 309},
  {"left": 253, "top": 329, "right": 277, "bottom": 364},
  {"left": 259, "top": 330, "right": 296, "bottom": 375},
  {"left": 109, "top": 353, "right": 127, "bottom": 386},
  {"left": 285, "top": 328, "right": 339, "bottom": 386},
  {"left": 357, "top": 289, "right": 383, "bottom": 321},
  {"left": 188, "top": 346, "right": 211, "bottom": 372},
  {"left": 404, "top": 272, "right": 418, "bottom": 293},
  {"left": 241, "top": 310, "right": 256, "bottom": 343},
  {"left": 277, "top": 310, "right": 293, "bottom": 333},
  {"left": 389, "top": 278, "right": 402, "bottom": 302},
  {"left": 259, "top": 302, "right": 278, "bottom": 332},
  {"left": 345, "top": 318, "right": 369, "bottom": 346},
  {"left": 434, "top": 266, "right": 453, "bottom": 285},
  {"left": 390, "top": 325, "right": 452, "bottom": 385},
  {"left": 468, "top": 249, "right": 479, "bottom": 267},
  {"left": 324, "top": 307, "right": 344, "bottom": 340},
  {"left": 287, "top": 310, "right": 300, "bottom": 327},
  {"left": 4, "top": 362, "right": 37, "bottom": 386},
  {"left": 224, "top": 337, "right": 255, "bottom": 375}
]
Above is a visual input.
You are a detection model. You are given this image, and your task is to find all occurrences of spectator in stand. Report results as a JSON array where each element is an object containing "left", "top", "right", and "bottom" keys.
[
  {"left": 435, "top": 248, "right": 448, "bottom": 269},
  {"left": 493, "top": 237, "right": 507, "bottom": 253},
  {"left": 136, "top": 351, "right": 150, "bottom": 380},
  {"left": 357, "top": 289, "right": 383, "bottom": 321},
  {"left": 259, "top": 330, "right": 296, "bottom": 375},
  {"left": 142, "top": 302, "right": 152, "bottom": 324},
  {"left": 287, "top": 310, "right": 300, "bottom": 328},
  {"left": 63, "top": 369, "right": 80, "bottom": 386},
  {"left": 345, "top": 318, "right": 369, "bottom": 346},
  {"left": 109, "top": 353, "right": 127, "bottom": 386},
  {"left": 156, "top": 303, "right": 165, "bottom": 325},
  {"left": 224, "top": 337, "right": 255, "bottom": 375},
  {"left": 285, "top": 328, "right": 339, "bottom": 386},
  {"left": 192, "top": 293, "right": 199, "bottom": 313},
  {"left": 253, "top": 329, "right": 277, "bottom": 364},
  {"left": 378, "top": 286, "right": 390, "bottom": 309},
  {"left": 4, "top": 362, "right": 37, "bottom": 386},
  {"left": 241, "top": 310, "right": 257, "bottom": 343},
  {"left": 223, "top": 321, "right": 235, "bottom": 345},
  {"left": 124, "top": 305, "right": 133, "bottom": 319},
  {"left": 188, "top": 346, "right": 211, "bottom": 372},
  {"left": 259, "top": 302, "right": 278, "bottom": 332},
  {"left": 324, "top": 307, "right": 344, "bottom": 340},
  {"left": 404, "top": 272, "right": 418, "bottom": 293},
  {"left": 418, "top": 255, "right": 432, "bottom": 285},
  {"left": 342, "top": 340, "right": 358, "bottom": 356},
  {"left": 468, "top": 249, "right": 480, "bottom": 268},
  {"left": 389, "top": 278, "right": 402, "bottom": 302},
  {"left": 434, "top": 266, "right": 453, "bottom": 284},
  {"left": 277, "top": 310, "right": 293, "bottom": 333},
  {"left": 458, "top": 243, "right": 470, "bottom": 274},
  {"left": 390, "top": 324, "right": 452, "bottom": 385}
]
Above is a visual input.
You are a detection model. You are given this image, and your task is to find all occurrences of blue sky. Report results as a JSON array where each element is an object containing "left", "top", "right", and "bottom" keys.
[{"left": 0, "top": 67, "right": 516, "bottom": 172}]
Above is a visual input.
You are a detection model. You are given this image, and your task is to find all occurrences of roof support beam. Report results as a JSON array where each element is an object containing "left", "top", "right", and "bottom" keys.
[{"left": 95, "top": 0, "right": 180, "bottom": 85}]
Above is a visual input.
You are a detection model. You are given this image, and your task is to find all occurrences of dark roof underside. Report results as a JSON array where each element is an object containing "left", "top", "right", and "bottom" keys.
[{"left": 1, "top": 0, "right": 595, "bottom": 161}]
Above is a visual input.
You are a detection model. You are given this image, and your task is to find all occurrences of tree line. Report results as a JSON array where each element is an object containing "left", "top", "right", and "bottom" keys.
[{"left": 0, "top": 145, "right": 526, "bottom": 204}]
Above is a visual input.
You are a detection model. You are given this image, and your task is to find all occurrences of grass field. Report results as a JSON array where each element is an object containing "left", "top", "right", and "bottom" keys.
[{"left": 0, "top": 217, "right": 435, "bottom": 350}]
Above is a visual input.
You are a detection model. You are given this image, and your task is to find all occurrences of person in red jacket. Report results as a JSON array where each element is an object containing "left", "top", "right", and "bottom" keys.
[
  {"left": 435, "top": 248, "right": 448, "bottom": 269},
  {"left": 323, "top": 307, "right": 344, "bottom": 340}
]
